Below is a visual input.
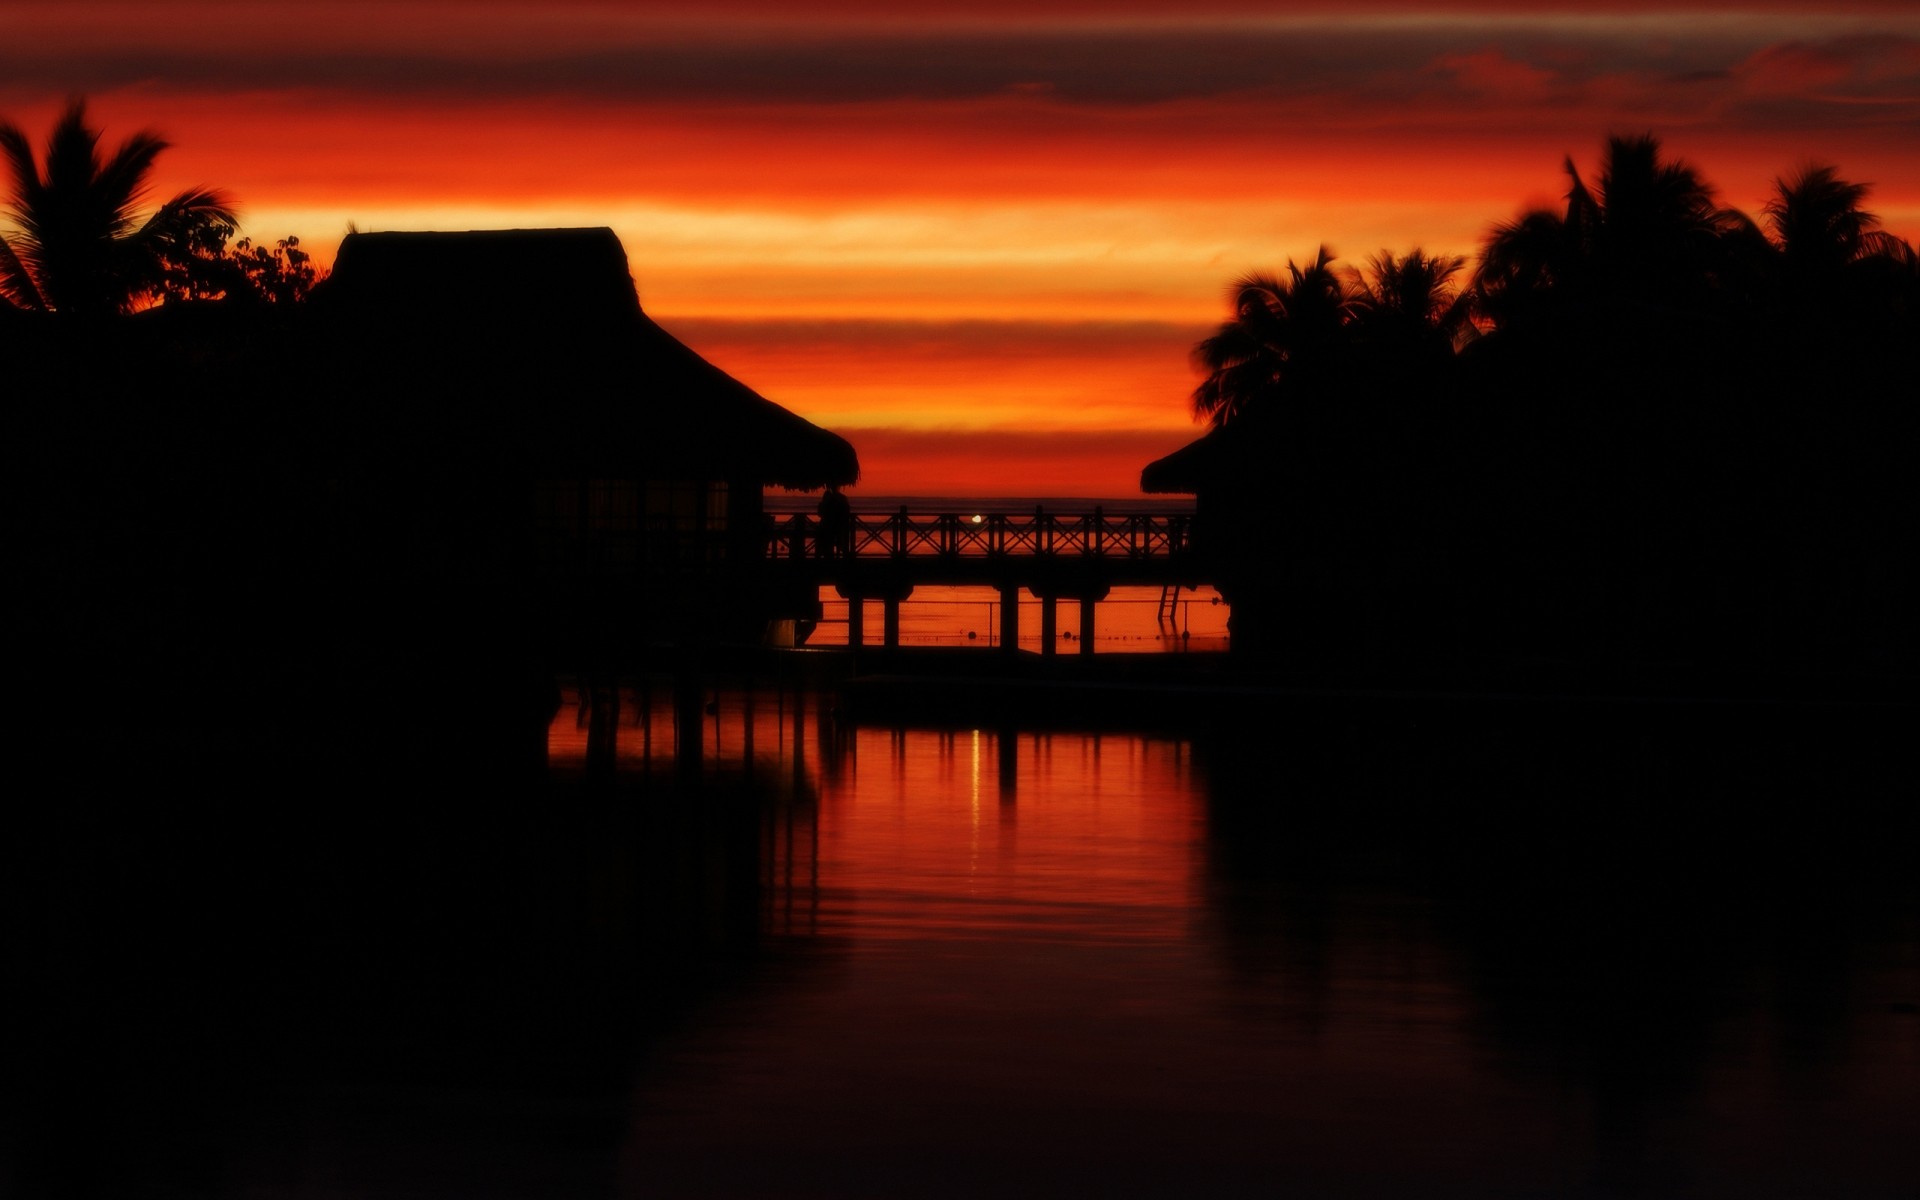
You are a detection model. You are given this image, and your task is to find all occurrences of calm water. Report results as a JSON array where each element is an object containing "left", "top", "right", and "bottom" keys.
[
  {"left": 550, "top": 683, "right": 1919, "bottom": 1198},
  {"left": 23, "top": 681, "right": 1915, "bottom": 1198},
  {"left": 808, "top": 583, "right": 1231, "bottom": 652}
]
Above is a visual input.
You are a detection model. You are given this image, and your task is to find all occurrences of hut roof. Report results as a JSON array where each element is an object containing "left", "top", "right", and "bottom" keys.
[
  {"left": 316, "top": 228, "right": 858, "bottom": 489},
  {"left": 1140, "top": 425, "right": 1230, "bottom": 494}
]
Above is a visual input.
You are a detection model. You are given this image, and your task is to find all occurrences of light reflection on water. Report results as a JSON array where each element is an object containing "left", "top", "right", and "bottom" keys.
[
  {"left": 37, "top": 681, "right": 1913, "bottom": 1198},
  {"left": 811, "top": 727, "right": 1200, "bottom": 945},
  {"left": 556, "top": 685, "right": 1919, "bottom": 1198}
]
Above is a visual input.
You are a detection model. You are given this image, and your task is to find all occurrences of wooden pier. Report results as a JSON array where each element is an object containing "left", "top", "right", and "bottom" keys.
[{"left": 763, "top": 507, "right": 1204, "bottom": 655}]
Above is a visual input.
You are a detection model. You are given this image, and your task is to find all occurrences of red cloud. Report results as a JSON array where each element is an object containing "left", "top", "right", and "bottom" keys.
[{"left": 1429, "top": 48, "right": 1557, "bottom": 102}]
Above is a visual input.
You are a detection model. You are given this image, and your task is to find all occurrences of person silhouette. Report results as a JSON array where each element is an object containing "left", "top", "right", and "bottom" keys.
[{"left": 817, "top": 485, "right": 852, "bottom": 559}]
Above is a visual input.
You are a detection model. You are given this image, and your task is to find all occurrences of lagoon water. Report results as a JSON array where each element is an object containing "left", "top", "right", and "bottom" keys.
[
  {"left": 807, "top": 582, "right": 1232, "bottom": 652},
  {"left": 23, "top": 679, "right": 1915, "bottom": 1198},
  {"left": 550, "top": 684, "right": 1916, "bottom": 1198}
]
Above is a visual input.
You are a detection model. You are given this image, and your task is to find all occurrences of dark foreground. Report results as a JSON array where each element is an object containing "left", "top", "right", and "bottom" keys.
[{"left": 7, "top": 677, "right": 1917, "bottom": 1198}]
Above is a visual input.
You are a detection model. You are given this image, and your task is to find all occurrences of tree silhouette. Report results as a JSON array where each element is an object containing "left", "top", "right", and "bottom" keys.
[
  {"left": 1765, "top": 165, "right": 1882, "bottom": 270},
  {"left": 153, "top": 224, "right": 322, "bottom": 307},
  {"left": 1472, "top": 208, "right": 1575, "bottom": 332},
  {"left": 1190, "top": 246, "right": 1349, "bottom": 428},
  {"left": 1474, "top": 134, "right": 1756, "bottom": 330},
  {"left": 1762, "top": 164, "right": 1920, "bottom": 325},
  {"left": 1578, "top": 134, "right": 1753, "bottom": 287},
  {"left": 1158, "top": 133, "right": 1920, "bottom": 678},
  {"left": 1343, "top": 249, "right": 1471, "bottom": 362},
  {"left": 0, "top": 99, "right": 235, "bottom": 315},
  {"left": 1189, "top": 247, "right": 1467, "bottom": 430}
]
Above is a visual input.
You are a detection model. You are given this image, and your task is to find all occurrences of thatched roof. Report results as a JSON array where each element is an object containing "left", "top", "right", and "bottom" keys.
[
  {"left": 1140, "top": 425, "right": 1230, "bottom": 494},
  {"left": 315, "top": 228, "right": 858, "bottom": 489}
]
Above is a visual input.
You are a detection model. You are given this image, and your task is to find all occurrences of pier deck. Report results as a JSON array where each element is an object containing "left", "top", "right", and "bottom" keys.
[{"left": 762, "top": 506, "right": 1207, "bottom": 652}]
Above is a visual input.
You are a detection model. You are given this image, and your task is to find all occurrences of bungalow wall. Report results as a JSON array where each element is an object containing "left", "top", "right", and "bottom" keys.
[{"left": 529, "top": 474, "right": 767, "bottom": 574}]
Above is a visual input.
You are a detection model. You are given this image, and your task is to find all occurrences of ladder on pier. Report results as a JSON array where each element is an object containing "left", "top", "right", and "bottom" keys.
[{"left": 1156, "top": 583, "right": 1182, "bottom": 625}]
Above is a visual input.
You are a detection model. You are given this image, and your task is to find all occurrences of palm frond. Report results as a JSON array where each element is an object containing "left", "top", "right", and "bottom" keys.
[
  {"left": 1856, "top": 230, "right": 1915, "bottom": 268},
  {"left": 0, "top": 232, "right": 46, "bottom": 310},
  {"left": 129, "top": 187, "right": 238, "bottom": 245},
  {"left": 1563, "top": 156, "right": 1597, "bottom": 241},
  {"left": 1474, "top": 209, "right": 1568, "bottom": 321},
  {"left": 1766, "top": 164, "right": 1881, "bottom": 266},
  {"left": 95, "top": 131, "right": 169, "bottom": 225},
  {"left": 42, "top": 100, "right": 103, "bottom": 199},
  {"left": 0, "top": 99, "right": 241, "bottom": 314},
  {"left": 1, "top": 120, "right": 43, "bottom": 227}
]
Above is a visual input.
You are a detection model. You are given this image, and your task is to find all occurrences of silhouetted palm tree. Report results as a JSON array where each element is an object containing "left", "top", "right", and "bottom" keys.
[
  {"left": 1344, "top": 249, "right": 1471, "bottom": 360},
  {"left": 1762, "top": 164, "right": 1920, "bottom": 314},
  {"left": 1763, "top": 165, "right": 1884, "bottom": 268},
  {"left": 1474, "top": 134, "right": 1755, "bottom": 329},
  {"left": 1191, "top": 246, "right": 1350, "bottom": 427},
  {"left": 1583, "top": 135, "right": 1750, "bottom": 271},
  {"left": 0, "top": 99, "right": 234, "bottom": 315},
  {"left": 1472, "top": 208, "right": 1573, "bottom": 330}
]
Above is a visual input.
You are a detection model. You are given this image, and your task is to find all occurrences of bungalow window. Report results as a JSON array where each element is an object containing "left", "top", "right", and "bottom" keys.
[
  {"left": 529, "top": 479, "right": 640, "bottom": 569},
  {"left": 645, "top": 480, "right": 728, "bottom": 563},
  {"left": 585, "top": 479, "right": 641, "bottom": 568},
  {"left": 532, "top": 479, "right": 730, "bottom": 571}
]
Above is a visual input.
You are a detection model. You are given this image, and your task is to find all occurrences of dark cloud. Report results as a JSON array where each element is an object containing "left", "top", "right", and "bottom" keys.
[
  {"left": 7, "top": 22, "right": 1915, "bottom": 113},
  {"left": 6, "top": 34, "right": 1397, "bottom": 105}
]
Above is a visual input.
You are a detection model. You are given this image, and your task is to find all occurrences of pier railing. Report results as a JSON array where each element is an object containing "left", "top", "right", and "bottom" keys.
[{"left": 765, "top": 507, "right": 1191, "bottom": 562}]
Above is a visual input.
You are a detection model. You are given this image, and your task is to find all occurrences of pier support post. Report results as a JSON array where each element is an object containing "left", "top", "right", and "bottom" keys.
[
  {"left": 1040, "top": 595, "right": 1058, "bottom": 656},
  {"left": 845, "top": 594, "right": 865, "bottom": 648},
  {"left": 1079, "top": 597, "right": 1098, "bottom": 656},
  {"left": 838, "top": 579, "right": 910, "bottom": 652},
  {"left": 586, "top": 673, "right": 619, "bottom": 777},
  {"left": 998, "top": 584, "right": 1021, "bottom": 654},
  {"left": 673, "top": 662, "right": 704, "bottom": 775},
  {"left": 883, "top": 594, "right": 902, "bottom": 649}
]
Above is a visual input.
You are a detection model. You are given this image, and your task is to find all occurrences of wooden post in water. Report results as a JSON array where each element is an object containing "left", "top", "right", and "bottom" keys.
[
  {"left": 1079, "top": 596, "right": 1098, "bottom": 656},
  {"left": 845, "top": 593, "right": 865, "bottom": 648},
  {"left": 790, "top": 679, "right": 806, "bottom": 785},
  {"left": 586, "top": 672, "right": 619, "bottom": 776},
  {"left": 639, "top": 674, "right": 653, "bottom": 767},
  {"left": 1040, "top": 595, "right": 1058, "bottom": 656},
  {"left": 742, "top": 680, "right": 755, "bottom": 762},
  {"left": 673, "top": 658, "right": 704, "bottom": 775},
  {"left": 882, "top": 594, "right": 902, "bottom": 649},
  {"left": 998, "top": 584, "right": 1020, "bottom": 655}
]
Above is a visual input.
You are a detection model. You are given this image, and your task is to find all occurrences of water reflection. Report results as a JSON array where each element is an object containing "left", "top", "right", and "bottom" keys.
[
  {"left": 1193, "top": 705, "right": 1920, "bottom": 1198},
  {"left": 18, "top": 683, "right": 1913, "bottom": 1197},
  {"left": 601, "top": 688, "right": 1919, "bottom": 1198}
]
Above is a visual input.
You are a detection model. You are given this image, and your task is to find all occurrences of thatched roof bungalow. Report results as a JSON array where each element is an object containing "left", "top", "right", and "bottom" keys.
[
  {"left": 315, "top": 227, "right": 857, "bottom": 489},
  {"left": 309, "top": 227, "right": 858, "bottom": 649}
]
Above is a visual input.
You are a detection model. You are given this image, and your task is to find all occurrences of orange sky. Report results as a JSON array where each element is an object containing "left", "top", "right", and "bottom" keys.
[{"left": 7, "top": 0, "right": 1918, "bottom": 494}]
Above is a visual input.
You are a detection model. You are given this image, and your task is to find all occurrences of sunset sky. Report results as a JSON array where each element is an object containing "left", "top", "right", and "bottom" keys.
[{"left": 7, "top": 0, "right": 1918, "bottom": 494}]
